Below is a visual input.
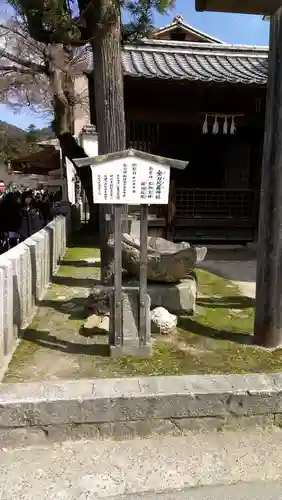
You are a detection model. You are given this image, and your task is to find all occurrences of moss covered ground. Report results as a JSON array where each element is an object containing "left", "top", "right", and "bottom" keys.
[{"left": 4, "top": 236, "right": 282, "bottom": 383}]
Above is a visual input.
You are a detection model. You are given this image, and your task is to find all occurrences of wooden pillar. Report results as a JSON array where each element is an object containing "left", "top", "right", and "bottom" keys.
[
  {"left": 166, "top": 180, "right": 176, "bottom": 241},
  {"left": 113, "top": 204, "right": 122, "bottom": 347},
  {"left": 139, "top": 204, "right": 148, "bottom": 346},
  {"left": 254, "top": 8, "right": 282, "bottom": 347}
]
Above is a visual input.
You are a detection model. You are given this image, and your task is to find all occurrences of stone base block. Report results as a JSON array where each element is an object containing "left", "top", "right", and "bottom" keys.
[
  {"left": 147, "top": 277, "right": 197, "bottom": 314},
  {"left": 109, "top": 292, "right": 152, "bottom": 358},
  {"left": 110, "top": 344, "right": 152, "bottom": 358}
]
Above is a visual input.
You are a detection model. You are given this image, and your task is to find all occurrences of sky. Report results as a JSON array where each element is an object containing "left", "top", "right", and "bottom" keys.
[{"left": 0, "top": 0, "right": 270, "bottom": 131}]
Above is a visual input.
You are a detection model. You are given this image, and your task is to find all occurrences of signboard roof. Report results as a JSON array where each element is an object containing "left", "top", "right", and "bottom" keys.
[
  {"left": 73, "top": 148, "right": 188, "bottom": 171},
  {"left": 195, "top": 0, "right": 281, "bottom": 15}
]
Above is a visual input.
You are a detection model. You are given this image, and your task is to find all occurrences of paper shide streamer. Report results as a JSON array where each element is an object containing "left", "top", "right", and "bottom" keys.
[
  {"left": 212, "top": 115, "right": 219, "bottom": 135},
  {"left": 202, "top": 114, "right": 208, "bottom": 134},
  {"left": 202, "top": 113, "right": 238, "bottom": 135}
]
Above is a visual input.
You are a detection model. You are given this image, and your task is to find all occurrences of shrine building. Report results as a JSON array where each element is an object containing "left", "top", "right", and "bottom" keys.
[{"left": 81, "top": 15, "right": 269, "bottom": 243}]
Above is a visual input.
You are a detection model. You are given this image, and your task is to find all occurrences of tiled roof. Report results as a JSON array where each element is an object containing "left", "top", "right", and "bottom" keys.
[
  {"left": 122, "top": 40, "right": 268, "bottom": 84},
  {"left": 86, "top": 40, "right": 268, "bottom": 85}
]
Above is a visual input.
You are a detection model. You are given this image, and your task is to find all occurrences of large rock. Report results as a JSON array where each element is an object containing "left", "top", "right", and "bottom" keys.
[{"left": 118, "top": 234, "right": 207, "bottom": 283}]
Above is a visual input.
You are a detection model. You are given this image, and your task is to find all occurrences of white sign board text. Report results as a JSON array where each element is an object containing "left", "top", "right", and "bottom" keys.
[{"left": 91, "top": 157, "right": 170, "bottom": 204}]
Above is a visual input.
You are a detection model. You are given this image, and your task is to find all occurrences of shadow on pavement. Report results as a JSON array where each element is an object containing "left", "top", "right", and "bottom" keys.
[
  {"left": 52, "top": 276, "right": 100, "bottom": 288},
  {"left": 197, "top": 296, "right": 255, "bottom": 309},
  {"left": 60, "top": 260, "right": 100, "bottom": 268},
  {"left": 178, "top": 316, "right": 253, "bottom": 346},
  {"left": 23, "top": 329, "right": 109, "bottom": 357}
]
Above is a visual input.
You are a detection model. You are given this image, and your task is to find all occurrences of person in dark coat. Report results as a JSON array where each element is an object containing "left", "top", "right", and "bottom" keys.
[
  {"left": 37, "top": 191, "right": 52, "bottom": 225},
  {"left": 19, "top": 190, "right": 43, "bottom": 240},
  {"left": 0, "top": 192, "right": 23, "bottom": 248}
]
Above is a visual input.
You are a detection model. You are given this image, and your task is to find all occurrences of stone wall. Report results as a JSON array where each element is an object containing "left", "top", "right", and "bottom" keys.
[
  {"left": 0, "top": 215, "right": 69, "bottom": 379},
  {"left": 0, "top": 373, "right": 282, "bottom": 447}
]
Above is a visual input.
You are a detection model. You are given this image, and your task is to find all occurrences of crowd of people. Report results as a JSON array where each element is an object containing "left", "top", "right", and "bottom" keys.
[{"left": 0, "top": 188, "right": 59, "bottom": 253}]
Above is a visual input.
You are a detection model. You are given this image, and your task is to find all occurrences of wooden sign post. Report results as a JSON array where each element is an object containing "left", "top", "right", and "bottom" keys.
[
  {"left": 74, "top": 149, "right": 187, "bottom": 357},
  {"left": 194, "top": 1, "right": 282, "bottom": 347}
]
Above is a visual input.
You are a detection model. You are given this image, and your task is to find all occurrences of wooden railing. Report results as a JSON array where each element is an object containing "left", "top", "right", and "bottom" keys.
[{"left": 175, "top": 188, "right": 256, "bottom": 225}]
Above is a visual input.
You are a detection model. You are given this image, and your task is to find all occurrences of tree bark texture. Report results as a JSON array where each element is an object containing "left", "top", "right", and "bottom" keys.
[
  {"left": 88, "top": 0, "right": 128, "bottom": 281},
  {"left": 48, "top": 47, "right": 93, "bottom": 211},
  {"left": 254, "top": 8, "right": 282, "bottom": 347}
]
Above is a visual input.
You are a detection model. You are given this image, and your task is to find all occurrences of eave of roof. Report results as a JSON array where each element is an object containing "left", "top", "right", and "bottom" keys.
[
  {"left": 125, "top": 38, "right": 269, "bottom": 55},
  {"left": 86, "top": 39, "right": 268, "bottom": 85},
  {"left": 10, "top": 147, "right": 61, "bottom": 175}
]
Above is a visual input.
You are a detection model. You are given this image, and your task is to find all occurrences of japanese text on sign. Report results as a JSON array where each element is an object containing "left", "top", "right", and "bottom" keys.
[{"left": 91, "top": 157, "right": 170, "bottom": 205}]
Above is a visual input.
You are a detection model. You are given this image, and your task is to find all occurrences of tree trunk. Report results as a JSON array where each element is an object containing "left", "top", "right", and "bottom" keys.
[
  {"left": 254, "top": 8, "right": 282, "bottom": 347},
  {"left": 89, "top": 0, "right": 128, "bottom": 281},
  {"left": 49, "top": 50, "right": 94, "bottom": 213}
]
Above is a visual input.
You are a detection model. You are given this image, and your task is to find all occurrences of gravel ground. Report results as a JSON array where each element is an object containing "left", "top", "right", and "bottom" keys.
[
  {"left": 109, "top": 481, "right": 282, "bottom": 500},
  {"left": 202, "top": 247, "right": 256, "bottom": 298},
  {"left": 1, "top": 428, "right": 282, "bottom": 499}
]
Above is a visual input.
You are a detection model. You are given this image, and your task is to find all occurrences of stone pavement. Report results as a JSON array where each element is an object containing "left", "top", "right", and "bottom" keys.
[
  {"left": 201, "top": 246, "right": 256, "bottom": 298},
  {"left": 1, "top": 427, "right": 282, "bottom": 499},
  {"left": 111, "top": 481, "right": 282, "bottom": 500}
]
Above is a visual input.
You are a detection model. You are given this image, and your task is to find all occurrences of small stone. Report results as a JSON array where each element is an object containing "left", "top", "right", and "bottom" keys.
[
  {"left": 84, "top": 258, "right": 100, "bottom": 265},
  {"left": 229, "top": 309, "right": 244, "bottom": 316},
  {"left": 84, "top": 314, "right": 102, "bottom": 331},
  {"left": 151, "top": 307, "right": 177, "bottom": 334},
  {"left": 99, "top": 316, "right": 110, "bottom": 332}
]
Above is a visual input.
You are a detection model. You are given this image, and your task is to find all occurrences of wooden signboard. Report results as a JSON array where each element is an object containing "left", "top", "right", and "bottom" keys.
[
  {"left": 74, "top": 149, "right": 187, "bottom": 357},
  {"left": 196, "top": 0, "right": 282, "bottom": 15},
  {"left": 91, "top": 156, "right": 170, "bottom": 205}
]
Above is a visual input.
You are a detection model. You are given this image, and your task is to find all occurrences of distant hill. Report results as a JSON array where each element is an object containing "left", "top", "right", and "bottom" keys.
[
  {"left": 0, "top": 121, "right": 25, "bottom": 139},
  {"left": 0, "top": 121, "right": 55, "bottom": 163},
  {"left": 0, "top": 121, "right": 54, "bottom": 140}
]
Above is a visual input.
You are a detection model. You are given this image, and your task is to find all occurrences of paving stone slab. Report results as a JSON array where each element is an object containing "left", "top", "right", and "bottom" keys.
[{"left": 0, "top": 373, "right": 282, "bottom": 435}]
